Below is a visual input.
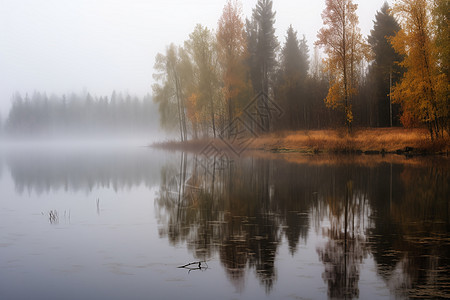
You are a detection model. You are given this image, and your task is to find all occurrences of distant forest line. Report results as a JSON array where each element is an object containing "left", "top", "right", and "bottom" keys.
[
  {"left": 1, "top": 91, "right": 159, "bottom": 137},
  {"left": 0, "top": 0, "right": 448, "bottom": 141},
  {"left": 153, "top": 0, "right": 449, "bottom": 140}
]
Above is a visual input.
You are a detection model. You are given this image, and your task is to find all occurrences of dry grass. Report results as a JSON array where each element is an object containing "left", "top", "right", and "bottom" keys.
[
  {"left": 152, "top": 128, "right": 449, "bottom": 155},
  {"left": 252, "top": 128, "right": 449, "bottom": 154}
]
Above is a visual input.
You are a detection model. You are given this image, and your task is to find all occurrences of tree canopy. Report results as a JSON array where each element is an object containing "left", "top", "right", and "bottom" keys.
[
  {"left": 390, "top": 0, "right": 449, "bottom": 139},
  {"left": 150, "top": 0, "right": 449, "bottom": 140},
  {"left": 316, "top": 0, "right": 370, "bottom": 131}
]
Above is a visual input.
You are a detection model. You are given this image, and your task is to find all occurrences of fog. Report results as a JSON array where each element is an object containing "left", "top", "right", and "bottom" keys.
[
  {"left": 0, "top": 146, "right": 167, "bottom": 194},
  {"left": 0, "top": 124, "right": 172, "bottom": 150},
  {"left": 0, "top": 0, "right": 392, "bottom": 117},
  {"left": 0, "top": 89, "right": 171, "bottom": 147},
  {"left": 0, "top": 136, "right": 161, "bottom": 151}
]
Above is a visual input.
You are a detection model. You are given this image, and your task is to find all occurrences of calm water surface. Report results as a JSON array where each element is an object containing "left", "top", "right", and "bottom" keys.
[{"left": 0, "top": 146, "right": 448, "bottom": 300}]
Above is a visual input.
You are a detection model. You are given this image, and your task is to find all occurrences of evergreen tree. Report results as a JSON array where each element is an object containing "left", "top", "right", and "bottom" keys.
[
  {"left": 276, "top": 25, "right": 309, "bottom": 129},
  {"left": 5, "top": 91, "right": 158, "bottom": 137},
  {"left": 249, "top": 0, "right": 279, "bottom": 95},
  {"left": 245, "top": 0, "right": 279, "bottom": 132},
  {"left": 367, "top": 2, "right": 403, "bottom": 127}
]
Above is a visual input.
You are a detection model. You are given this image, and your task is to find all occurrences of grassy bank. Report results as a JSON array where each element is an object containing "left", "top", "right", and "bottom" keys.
[{"left": 152, "top": 128, "right": 449, "bottom": 156}]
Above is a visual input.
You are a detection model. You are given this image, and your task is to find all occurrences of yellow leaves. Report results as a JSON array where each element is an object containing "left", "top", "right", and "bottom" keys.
[
  {"left": 325, "top": 80, "right": 343, "bottom": 109},
  {"left": 216, "top": 0, "right": 252, "bottom": 120},
  {"left": 390, "top": 0, "right": 448, "bottom": 136},
  {"left": 346, "top": 105, "right": 353, "bottom": 124},
  {"left": 316, "top": 0, "right": 367, "bottom": 129},
  {"left": 389, "top": 29, "right": 407, "bottom": 58},
  {"left": 186, "top": 93, "right": 199, "bottom": 123}
]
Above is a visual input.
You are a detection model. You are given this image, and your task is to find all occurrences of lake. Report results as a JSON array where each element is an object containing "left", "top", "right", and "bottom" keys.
[{"left": 0, "top": 145, "right": 448, "bottom": 299}]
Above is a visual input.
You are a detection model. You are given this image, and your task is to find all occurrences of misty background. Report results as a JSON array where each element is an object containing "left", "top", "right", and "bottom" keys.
[{"left": 0, "top": 0, "right": 392, "bottom": 139}]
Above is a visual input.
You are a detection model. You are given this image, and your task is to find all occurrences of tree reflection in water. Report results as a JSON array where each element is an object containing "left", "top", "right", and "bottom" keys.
[
  {"left": 315, "top": 177, "right": 370, "bottom": 299},
  {"left": 156, "top": 153, "right": 280, "bottom": 292},
  {"left": 5, "top": 148, "right": 447, "bottom": 297},
  {"left": 155, "top": 153, "right": 449, "bottom": 297},
  {"left": 5, "top": 149, "right": 163, "bottom": 194},
  {"left": 369, "top": 162, "right": 450, "bottom": 298}
]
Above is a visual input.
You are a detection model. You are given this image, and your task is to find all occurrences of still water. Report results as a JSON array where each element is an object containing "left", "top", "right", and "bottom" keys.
[{"left": 0, "top": 146, "right": 448, "bottom": 300}]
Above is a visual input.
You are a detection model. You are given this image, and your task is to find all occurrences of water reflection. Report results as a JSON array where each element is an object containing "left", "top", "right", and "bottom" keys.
[
  {"left": 155, "top": 153, "right": 449, "bottom": 298},
  {"left": 3, "top": 148, "right": 163, "bottom": 194},
  {"left": 0, "top": 155, "right": 3, "bottom": 180},
  {"left": 1, "top": 148, "right": 448, "bottom": 298},
  {"left": 369, "top": 163, "right": 450, "bottom": 299},
  {"left": 156, "top": 155, "right": 281, "bottom": 291},
  {"left": 316, "top": 178, "right": 370, "bottom": 299}
]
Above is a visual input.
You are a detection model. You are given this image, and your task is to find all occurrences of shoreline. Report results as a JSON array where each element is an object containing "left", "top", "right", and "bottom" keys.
[{"left": 151, "top": 128, "right": 449, "bottom": 157}]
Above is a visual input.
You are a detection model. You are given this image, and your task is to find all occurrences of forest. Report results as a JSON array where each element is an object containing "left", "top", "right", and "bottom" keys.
[
  {"left": 153, "top": 0, "right": 449, "bottom": 141},
  {"left": 1, "top": 0, "right": 447, "bottom": 142},
  {"left": 2, "top": 91, "right": 159, "bottom": 138}
]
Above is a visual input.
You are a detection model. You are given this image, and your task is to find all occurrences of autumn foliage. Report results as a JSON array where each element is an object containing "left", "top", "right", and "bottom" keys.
[
  {"left": 390, "top": 0, "right": 449, "bottom": 139},
  {"left": 152, "top": 0, "right": 449, "bottom": 142},
  {"left": 216, "top": 0, "right": 252, "bottom": 135},
  {"left": 316, "top": 0, "right": 370, "bottom": 131}
]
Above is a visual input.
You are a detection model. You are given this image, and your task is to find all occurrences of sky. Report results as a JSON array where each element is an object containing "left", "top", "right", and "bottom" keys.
[{"left": 0, "top": 0, "right": 392, "bottom": 117}]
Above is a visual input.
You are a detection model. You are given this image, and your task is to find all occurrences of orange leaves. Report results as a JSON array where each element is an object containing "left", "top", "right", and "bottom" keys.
[
  {"left": 217, "top": 0, "right": 246, "bottom": 58},
  {"left": 186, "top": 93, "right": 199, "bottom": 124},
  {"left": 325, "top": 80, "right": 344, "bottom": 109},
  {"left": 216, "top": 0, "right": 252, "bottom": 119},
  {"left": 390, "top": 0, "right": 448, "bottom": 137}
]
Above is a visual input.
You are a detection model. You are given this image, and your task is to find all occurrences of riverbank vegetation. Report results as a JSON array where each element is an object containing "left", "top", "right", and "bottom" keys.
[
  {"left": 153, "top": 127, "right": 449, "bottom": 155},
  {"left": 153, "top": 0, "right": 449, "bottom": 145}
]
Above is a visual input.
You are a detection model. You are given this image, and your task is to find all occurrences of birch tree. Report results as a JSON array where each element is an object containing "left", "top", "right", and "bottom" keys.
[
  {"left": 316, "top": 0, "right": 370, "bottom": 131},
  {"left": 153, "top": 44, "right": 188, "bottom": 141}
]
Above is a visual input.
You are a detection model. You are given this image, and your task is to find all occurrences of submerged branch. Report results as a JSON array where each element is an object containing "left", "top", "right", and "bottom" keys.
[{"left": 177, "top": 260, "right": 209, "bottom": 273}]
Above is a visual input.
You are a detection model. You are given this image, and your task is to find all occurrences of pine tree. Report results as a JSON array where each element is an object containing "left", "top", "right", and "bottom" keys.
[
  {"left": 249, "top": 0, "right": 279, "bottom": 95},
  {"left": 277, "top": 25, "right": 309, "bottom": 129},
  {"left": 245, "top": 0, "right": 279, "bottom": 132},
  {"left": 367, "top": 2, "right": 403, "bottom": 127}
]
